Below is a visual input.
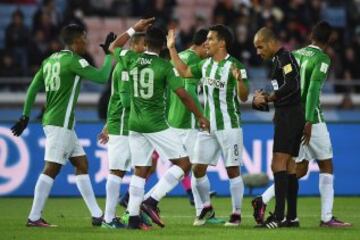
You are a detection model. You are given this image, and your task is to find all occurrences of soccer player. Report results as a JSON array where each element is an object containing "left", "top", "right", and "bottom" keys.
[
  {"left": 253, "top": 27, "right": 304, "bottom": 229},
  {"left": 166, "top": 28, "right": 223, "bottom": 223},
  {"left": 10, "top": 24, "right": 115, "bottom": 227},
  {"left": 108, "top": 22, "right": 210, "bottom": 229},
  {"left": 168, "top": 24, "right": 249, "bottom": 226},
  {"left": 252, "top": 21, "right": 352, "bottom": 228},
  {"left": 98, "top": 33, "right": 146, "bottom": 229}
]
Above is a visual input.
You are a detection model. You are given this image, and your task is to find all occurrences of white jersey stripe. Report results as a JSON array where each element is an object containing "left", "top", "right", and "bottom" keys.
[
  {"left": 120, "top": 107, "right": 126, "bottom": 135},
  {"left": 64, "top": 75, "right": 80, "bottom": 129},
  {"left": 201, "top": 59, "right": 212, "bottom": 126},
  {"left": 219, "top": 61, "right": 232, "bottom": 129},
  {"left": 208, "top": 62, "right": 219, "bottom": 131}
]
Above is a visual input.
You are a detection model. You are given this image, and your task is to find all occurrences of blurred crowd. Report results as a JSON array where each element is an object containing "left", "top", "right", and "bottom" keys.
[{"left": 1, "top": 0, "right": 360, "bottom": 94}]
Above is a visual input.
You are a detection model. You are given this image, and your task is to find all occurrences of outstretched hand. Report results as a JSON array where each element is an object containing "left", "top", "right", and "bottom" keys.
[
  {"left": 11, "top": 115, "right": 29, "bottom": 136},
  {"left": 231, "top": 65, "right": 242, "bottom": 81},
  {"left": 167, "top": 28, "right": 176, "bottom": 49},
  {"left": 100, "top": 32, "right": 117, "bottom": 54},
  {"left": 133, "top": 17, "right": 155, "bottom": 32}
]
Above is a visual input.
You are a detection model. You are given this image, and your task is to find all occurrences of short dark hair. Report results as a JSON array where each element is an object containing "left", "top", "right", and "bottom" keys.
[
  {"left": 312, "top": 21, "right": 332, "bottom": 44},
  {"left": 130, "top": 32, "right": 145, "bottom": 45},
  {"left": 60, "top": 24, "right": 85, "bottom": 45},
  {"left": 256, "top": 27, "right": 278, "bottom": 42},
  {"left": 192, "top": 28, "right": 209, "bottom": 45},
  {"left": 145, "top": 27, "right": 166, "bottom": 50},
  {"left": 209, "top": 24, "right": 233, "bottom": 49}
]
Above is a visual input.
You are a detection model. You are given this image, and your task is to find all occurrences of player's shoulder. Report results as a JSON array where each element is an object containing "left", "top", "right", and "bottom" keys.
[{"left": 228, "top": 55, "right": 245, "bottom": 68}]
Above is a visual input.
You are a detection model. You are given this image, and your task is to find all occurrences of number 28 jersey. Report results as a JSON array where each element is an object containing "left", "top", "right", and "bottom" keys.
[{"left": 113, "top": 47, "right": 183, "bottom": 133}]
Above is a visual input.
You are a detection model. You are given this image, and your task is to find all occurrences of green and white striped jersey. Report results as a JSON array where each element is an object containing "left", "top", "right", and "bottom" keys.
[
  {"left": 106, "top": 62, "right": 130, "bottom": 135},
  {"left": 189, "top": 55, "right": 249, "bottom": 131},
  {"left": 292, "top": 45, "right": 331, "bottom": 123},
  {"left": 23, "top": 50, "right": 112, "bottom": 129}
]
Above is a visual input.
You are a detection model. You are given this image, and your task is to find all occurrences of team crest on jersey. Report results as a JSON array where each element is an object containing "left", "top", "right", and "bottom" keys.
[{"left": 205, "top": 77, "right": 225, "bottom": 89}]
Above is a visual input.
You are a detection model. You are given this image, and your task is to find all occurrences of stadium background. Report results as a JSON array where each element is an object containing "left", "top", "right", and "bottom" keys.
[{"left": 0, "top": 0, "right": 360, "bottom": 197}]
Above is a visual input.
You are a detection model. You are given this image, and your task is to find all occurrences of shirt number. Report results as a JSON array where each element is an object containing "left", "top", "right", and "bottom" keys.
[
  {"left": 44, "top": 62, "right": 61, "bottom": 92},
  {"left": 130, "top": 68, "right": 154, "bottom": 99}
]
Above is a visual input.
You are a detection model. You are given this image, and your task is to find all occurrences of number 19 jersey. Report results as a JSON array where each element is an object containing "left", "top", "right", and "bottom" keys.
[{"left": 114, "top": 48, "right": 183, "bottom": 133}]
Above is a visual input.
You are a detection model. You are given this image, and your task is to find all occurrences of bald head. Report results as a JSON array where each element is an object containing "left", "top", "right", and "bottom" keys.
[{"left": 253, "top": 27, "right": 280, "bottom": 60}]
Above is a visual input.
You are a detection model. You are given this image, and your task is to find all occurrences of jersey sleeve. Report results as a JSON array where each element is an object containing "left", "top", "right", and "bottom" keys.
[
  {"left": 305, "top": 57, "right": 330, "bottom": 122},
  {"left": 23, "top": 66, "right": 45, "bottom": 117},
  {"left": 233, "top": 60, "right": 249, "bottom": 88},
  {"left": 189, "top": 59, "right": 204, "bottom": 79},
  {"left": 70, "top": 55, "right": 112, "bottom": 83},
  {"left": 166, "top": 64, "right": 184, "bottom": 91},
  {"left": 274, "top": 52, "right": 300, "bottom": 100},
  {"left": 118, "top": 70, "right": 130, "bottom": 108}
]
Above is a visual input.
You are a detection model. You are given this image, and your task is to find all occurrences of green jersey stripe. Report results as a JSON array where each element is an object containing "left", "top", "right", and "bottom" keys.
[
  {"left": 219, "top": 61, "right": 232, "bottom": 129},
  {"left": 64, "top": 75, "right": 80, "bottom": 129}
]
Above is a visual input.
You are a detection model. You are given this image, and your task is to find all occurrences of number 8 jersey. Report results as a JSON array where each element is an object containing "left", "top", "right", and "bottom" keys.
[
  {"left": 113, "top": 47, "right": 183, "bottom": 133},
  {"left": 23, "top": 50, "right": 112, "bottom": 129}
]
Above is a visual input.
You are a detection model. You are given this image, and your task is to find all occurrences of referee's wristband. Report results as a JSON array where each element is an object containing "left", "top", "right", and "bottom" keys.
[{"left": 126, "top": 27, "right": 135, "bottom": 37}]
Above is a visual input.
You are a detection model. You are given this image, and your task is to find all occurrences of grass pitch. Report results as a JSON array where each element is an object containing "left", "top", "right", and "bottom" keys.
[{"left": 0, "top": 197, "right": 358, "bottom": 240}]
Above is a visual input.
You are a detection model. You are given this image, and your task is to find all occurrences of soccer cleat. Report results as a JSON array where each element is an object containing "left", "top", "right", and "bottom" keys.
[
  {"left": 91, "top": 215, "right": 103, "bottom": 227},
  {"left": 251, "top": 196, "right": 267, "bottom": 224},
  {"left": 320, "top": 217, "right": 352, "bottom": 228},
  {"left": 284, "top": 218, "right": 300, "bottom": 228},
  {"left": 101, "top": 217, "right": 126, "bottom": 229},
  {"left": 206, "top": 216, "right": 225, "bottom": 224},
  {"left": 193, "top": 206, "right": 215, "bottom": 226},
  {"left": 122, "top": 210, "right": 152, "bottom": 227},
  {"left": 210, "top": 191, "right": 217, "bottom": 198},
  {"left": 141, "top": 202, "right": 165, "bottom": 228},
  {"left": 26, "top": 218, "right": 57, "bottom": 228},
  {"left": 127, "top": 216, "right": 151, "bottom": 231},
  {"left": 255, "top": 212, "right": 284, "bottom": 229},
  {"left": 224, "top": 213, "right": 241, "bottom": 227}
]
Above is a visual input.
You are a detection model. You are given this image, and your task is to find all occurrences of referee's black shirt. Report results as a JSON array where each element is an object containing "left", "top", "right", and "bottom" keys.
[{"left": 270, "top": 48, "right": 301, "bottom": 108}]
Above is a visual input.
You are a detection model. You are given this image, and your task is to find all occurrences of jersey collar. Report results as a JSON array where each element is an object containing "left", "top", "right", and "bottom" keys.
[
  {"left": 308, "top": 44, "right": 322, "bottom": 51},
  {"left": 144, "top": 51, "right": 159, "bottom": 56},
  {"left": 213, "top": 54, "right": 230, "bottom": 64}
]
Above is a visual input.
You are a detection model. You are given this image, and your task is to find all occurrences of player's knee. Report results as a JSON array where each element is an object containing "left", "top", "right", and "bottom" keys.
[
  {"left": 75, "top": 162, "right": 88, "bottom": 175},
  {"left": 43, "top": 162, "right": 62, "bottom": 178},
  {"left": 110, "top": 169, "right": 125, "bottom": 178},
  {"left": 192, "top": 164, "right": 207, "bottom": 178},
  {"left": 296, "top": 161, "right": 308, "bottom": 179},
  {"left": 318, "top": 159, "right": 333, "bottom": 174},
  {"left": 226, "top": 166, "right": 240, "bottom": 178}
]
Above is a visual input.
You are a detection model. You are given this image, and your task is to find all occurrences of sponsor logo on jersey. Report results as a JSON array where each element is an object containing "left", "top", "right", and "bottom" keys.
[
  {"left": 138, "top": 58, "right": 153, "bottom": 65},
  {"left": 205, "top": 77, "right": 225, "bottom": 89},
  {"left": 283, "top": 64, "right": 293, "bottom": 75},
  {"left": 0, "top": 127, "right": 30, "bottom": 195}
]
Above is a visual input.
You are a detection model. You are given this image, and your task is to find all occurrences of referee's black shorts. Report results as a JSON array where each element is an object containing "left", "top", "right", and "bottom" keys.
[{"left": 273, "top": 105, "right": 305, "bottom": 157}]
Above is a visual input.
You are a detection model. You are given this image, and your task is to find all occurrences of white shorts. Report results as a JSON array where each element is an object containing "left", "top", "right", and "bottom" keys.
[
  {"left": 107, "top": 134, "right": 131, "bottom": 171},
  {"left": 193, "top": 128, "right": 243, "bottom": 167},
  {"left": 171, "top": 128, "right": 198, "bottom": 160},
  {"left": 129, "top": 128, "right": 188, "bottom": 167},
  {"left": 43, "top": 125, "right": 85, "bottom": 165},
  {"left": 295, "top": 122, "right": 333, "bottom": 163}
]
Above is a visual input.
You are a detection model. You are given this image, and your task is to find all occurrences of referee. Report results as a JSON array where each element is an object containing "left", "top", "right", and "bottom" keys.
[{"left": 253, "top": 27, "right": 305, "bottom": 228}]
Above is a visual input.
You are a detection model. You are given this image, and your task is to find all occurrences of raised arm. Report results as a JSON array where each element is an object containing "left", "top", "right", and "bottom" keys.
[
  {"left": 109, "top": 17, "right": 155, "bottom": 54},
  {"left": 167, "top": 29, "right": 193, "bottom": 78},
  {"left": 71, "top": 55, "right": 113, "bottom": 84}
]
